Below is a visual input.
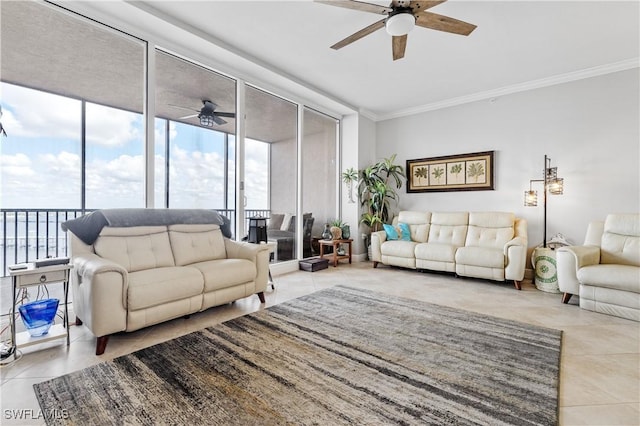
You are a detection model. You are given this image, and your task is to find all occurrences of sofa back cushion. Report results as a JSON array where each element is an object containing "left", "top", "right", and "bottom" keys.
[
  {"left": 428, "top": 212, "right": 469, "bottom": 247},
  {"left": 601, "top": 214, "right": 640, "bottom": 266},
  {"left": 465, "top": 212, "right": 515, "bottom": 249},
  {"left": 397, "top": 211, "right": 431, "bottom": 243},
  {"left": 168, "top": 224, "right": 227, "bottom": 266},
  {"left": 94, "top": 226, "right": 175, "bottom": 273}
]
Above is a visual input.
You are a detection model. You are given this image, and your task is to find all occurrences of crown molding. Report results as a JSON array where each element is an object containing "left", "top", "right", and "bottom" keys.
[{"left": 375, "top": 57, "right": 640, "bottom": 122}]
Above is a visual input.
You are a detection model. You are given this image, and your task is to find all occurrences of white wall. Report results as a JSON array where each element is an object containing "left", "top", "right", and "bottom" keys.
[{"left": 376, "top": 68, "right": 639, "bottom": 248}]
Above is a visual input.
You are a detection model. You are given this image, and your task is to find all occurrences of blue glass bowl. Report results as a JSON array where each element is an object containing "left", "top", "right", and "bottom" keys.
[{"left": 18, "top": 299, "right": 59, "bottom": 337}]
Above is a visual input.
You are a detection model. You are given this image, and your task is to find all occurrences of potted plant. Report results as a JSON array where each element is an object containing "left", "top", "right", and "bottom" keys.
[
  {"left": 329, "top": 219, "right": 345, "bottom": 240},
  {"left": 357, "top": 154, "right": 405, "bottom": 232}
]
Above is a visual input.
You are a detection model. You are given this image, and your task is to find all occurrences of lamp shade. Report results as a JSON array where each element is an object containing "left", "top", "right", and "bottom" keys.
[
  {"left": 524, "top": 190, "right": 538, "bottom": 206},
  {"left": 385, "top": 13, "right": 415, "bottom": 36},
  {"left": 548, "top": 178, "right": 564, "bottom": 195}
]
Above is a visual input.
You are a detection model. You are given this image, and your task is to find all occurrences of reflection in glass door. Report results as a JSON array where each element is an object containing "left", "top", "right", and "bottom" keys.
[
  {"left": 245, "top": 86, "right": 297, "bottom": 262},
  {"left": 302, "top": 108, "right": 338, "bottom": 258}
]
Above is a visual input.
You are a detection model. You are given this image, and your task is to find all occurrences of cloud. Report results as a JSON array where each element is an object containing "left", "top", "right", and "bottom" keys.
[
  {"left": 86, "top": 104, "right": 142, "bottom": 147},
  {"left": 1, "top": 82, "right": 81, "bottom": 140},
  {"left": 1, "top": 82, "right": 142, "bottom": 147}
]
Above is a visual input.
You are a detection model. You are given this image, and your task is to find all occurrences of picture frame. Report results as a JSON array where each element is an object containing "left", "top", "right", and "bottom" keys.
[{"left": 406, "top": 151, "right": 494, "bottom": 193}]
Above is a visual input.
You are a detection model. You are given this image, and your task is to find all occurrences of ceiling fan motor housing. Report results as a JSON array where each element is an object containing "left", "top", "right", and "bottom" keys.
[{"left": 385, "top": 8, "right": 416, "bottom": 36}]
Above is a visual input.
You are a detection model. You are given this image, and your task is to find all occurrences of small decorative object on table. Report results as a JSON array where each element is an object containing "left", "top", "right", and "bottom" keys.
[
  {"left": 19, "top": 298, "right": 59, "bottom": 337},
  {"left": 341, "top": 224, "right": 351, "bottom": 239},
  {"left": 321, "top": 223, "right": 332, "bottom": 240}
]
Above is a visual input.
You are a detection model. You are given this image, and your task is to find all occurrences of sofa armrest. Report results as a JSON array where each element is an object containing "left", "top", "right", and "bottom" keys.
[
  {"left": 370, "top": 230, "right": 387, "bottom": 263},
  {"left": 224, "top": 239, "right": 270, "bottom": 291},
  {"left": 556, "top": 245, "right": 600, "bottom": 296},
  {"left": 504, "top": 236, "right": 527, "bottom": 281},
  {"left": 224, "top": 239, "right": 269, "bottom": 260},
  {"left": 71, "top": 253, "right": 128, "bottom": 337},
  {"left": 559, "top": 245, "right": 601, "bottom": 269}
]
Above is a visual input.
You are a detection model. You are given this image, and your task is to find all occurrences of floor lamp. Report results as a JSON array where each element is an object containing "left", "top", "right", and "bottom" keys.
[{"left": 524, "top": 155, "right": 564, "bottom": 248}]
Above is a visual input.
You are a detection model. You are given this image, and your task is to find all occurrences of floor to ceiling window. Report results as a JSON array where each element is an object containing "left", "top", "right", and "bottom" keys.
[{"left": 154, "top": 51, "right": 239, "bottom": 229}]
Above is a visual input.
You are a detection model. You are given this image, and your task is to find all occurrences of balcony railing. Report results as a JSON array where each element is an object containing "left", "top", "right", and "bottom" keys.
[{"left": 0, "top": 208, "right": 270, "bottom": 277}]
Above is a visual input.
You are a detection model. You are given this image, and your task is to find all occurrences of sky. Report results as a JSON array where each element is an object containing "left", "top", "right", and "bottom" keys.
[{"left": 0, "top": 82, "right": 269, "bottom": 210}]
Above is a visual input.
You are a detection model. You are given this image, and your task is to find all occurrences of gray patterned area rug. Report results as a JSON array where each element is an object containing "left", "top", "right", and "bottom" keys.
[{"left": 34, "top": 286, "right": 561, "bottom": 425}]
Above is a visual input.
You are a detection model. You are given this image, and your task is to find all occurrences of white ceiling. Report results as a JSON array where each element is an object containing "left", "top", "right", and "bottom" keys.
[{"left": 133, "top": 0, "right": 640, "bottom": 120}]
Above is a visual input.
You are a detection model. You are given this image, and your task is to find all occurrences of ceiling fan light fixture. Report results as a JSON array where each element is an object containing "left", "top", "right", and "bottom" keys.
[
  {"left": 385, "top": 12, "right": 415, "bottom": 36},
  {"left": 199, "top": 114, "right": 214, "bottom": 127}
]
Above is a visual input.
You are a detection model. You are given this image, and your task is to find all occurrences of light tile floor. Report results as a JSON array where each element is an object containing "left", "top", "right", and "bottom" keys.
[{"left": 1, "top": 262, "right": 638, "bottom": 425}]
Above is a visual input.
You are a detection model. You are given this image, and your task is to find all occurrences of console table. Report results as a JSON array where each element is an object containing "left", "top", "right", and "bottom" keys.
[{"left": 319, "top": 239, "right": 353, "bottom": 267}]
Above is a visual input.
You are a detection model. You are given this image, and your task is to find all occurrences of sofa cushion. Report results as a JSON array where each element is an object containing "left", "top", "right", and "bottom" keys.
[
  {"left": 415, "top": 243, "right": 458, "bottom": 263},
  {"left": 465, "top": 212, "right": 515, "bottom": 249},
  {"left": 397, "top": 211, "right": 431, "bottom": 243},
  {"left": 428, "top": 212, "right": 469, "bottom": 247},
  {"left": 381, "top": 240, "right": 418, "bottom": 258},
  {"left": 94, "top": 226, "right": 175, "bottom": 273},
  {"left": 189, "top": 258, "right": 256, "bottom": 292},
  {"left": 168, "top": 224, "right": 226, "bottom": 266},
  {"left": 127, "top": 266, "right": 204, "bottom": 311},
  {"left": 268, "top": 214, "right": 285, "bottom": 230},
  {"left": 600, "top": 214, "right": 640, "bottom": 266},
  {"left": 578, "top": 264, "right": 640, "bottom": 293},
  {"left": 455, "top": 246, "right": 505, "bottom": 268}
]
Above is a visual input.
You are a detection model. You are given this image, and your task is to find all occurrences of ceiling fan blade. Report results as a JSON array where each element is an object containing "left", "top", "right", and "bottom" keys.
[
  {"left": 409, "top": 1, "right": 447, "bottom": 13},
  {"left": 331, "top": 19, "right": 386, "bottom": 50},
  {"left": 215, "top": 112, "right": 236, "bottom": 118},
  {"left": 392, "top": 35, "right": 408, "bottom": 61},
  {"left": 315, "top": 0, "right": 391, "bottom": 15},
  {"left": 213, "top": 116, "right": 228, "bottom": 126},
  {"left": 169, "top": 104, "right": 198, "bottom": 112},
  {"left": 415, "top": 11, "right": 477, "bottom": 36},
  {"left": 178, "top": 114, "right": 198, "bottom": 119}
]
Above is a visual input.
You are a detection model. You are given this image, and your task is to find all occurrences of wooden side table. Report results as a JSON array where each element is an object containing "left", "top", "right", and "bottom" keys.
[{"left": 319, "top": 239, "right": 353, "bottom": 267}]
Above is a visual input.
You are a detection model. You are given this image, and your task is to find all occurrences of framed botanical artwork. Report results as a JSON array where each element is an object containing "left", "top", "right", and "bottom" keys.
[{"left": 406, "top": 151, "right": 494, "bottom": 193}]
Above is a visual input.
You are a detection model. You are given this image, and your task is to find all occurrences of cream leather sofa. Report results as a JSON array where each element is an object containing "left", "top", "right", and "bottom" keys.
[
  {"left": 371, "top": 211, "right": 527, "bottom": 289},
  {"left": 64, "top": 210, "right": 270, "bottom": 355},
  {"left": 557, "top": 214, "right": 640, "bottom": 321}
]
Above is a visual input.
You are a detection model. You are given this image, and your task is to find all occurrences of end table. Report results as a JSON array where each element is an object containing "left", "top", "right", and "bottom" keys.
[
  {"left": 6, "top": 263, "right": 72, "bottom": 361},
  {"left": 319, "top": 239, "right": 353, "bottom": 267}
]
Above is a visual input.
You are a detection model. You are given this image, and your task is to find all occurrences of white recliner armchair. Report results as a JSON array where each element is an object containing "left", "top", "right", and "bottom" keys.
[{"left": 557, "top": 214, "right": 640, "bottom": 321}]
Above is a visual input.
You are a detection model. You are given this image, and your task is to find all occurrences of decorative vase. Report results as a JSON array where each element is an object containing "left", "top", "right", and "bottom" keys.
[
  {"left": 330, "top": 226, "right": 342, "bottom": 240},
  {"left": 341, "top": 225, "right": 351, "bottom": 239},
  {"left": 19, "top": 298, "right": 59, "bottom": 337},
  {"left": 322, "top": 224, "right": 332, "bottom": 240}
]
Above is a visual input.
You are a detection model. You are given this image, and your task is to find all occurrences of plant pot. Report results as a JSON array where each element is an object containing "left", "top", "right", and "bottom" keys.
[{"left": 330, "top": 226, "right": 342, "bottom": 240}]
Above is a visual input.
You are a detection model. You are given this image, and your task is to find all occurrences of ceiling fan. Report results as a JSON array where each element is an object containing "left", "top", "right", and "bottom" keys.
[
  {"left": 316, "top": 0, "right": 477, "bottom": 61},
  {"left": 170, "top": 100, "right": 235, "bottom": 126}
]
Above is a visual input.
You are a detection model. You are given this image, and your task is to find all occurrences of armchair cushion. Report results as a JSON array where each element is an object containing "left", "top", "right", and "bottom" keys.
[{"left": 577, "top": 265, "right": 640, "bottom": 292}]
